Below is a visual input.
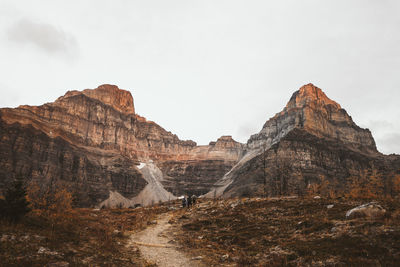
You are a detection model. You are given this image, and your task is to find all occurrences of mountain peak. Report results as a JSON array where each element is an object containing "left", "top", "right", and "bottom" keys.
[
  {"left": 286, "top": 83, "right": 341, "bottom": 110},
  {"left": 247, "top": 83, "right": 376, "bottom": 154},
  {"left": 58, "top": 84, "right": 135, "bottom": 115}
]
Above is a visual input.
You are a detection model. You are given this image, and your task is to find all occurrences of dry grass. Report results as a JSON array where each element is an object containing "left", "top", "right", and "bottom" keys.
[
  {"left": 3, "top": 197, "right": 400, "bottom": 266},
  {"left": 0, "top": 205, "right": 169, "bottom": 266},
  {"left": 171, "top": 197, "right": 400, "bottom": 266}
]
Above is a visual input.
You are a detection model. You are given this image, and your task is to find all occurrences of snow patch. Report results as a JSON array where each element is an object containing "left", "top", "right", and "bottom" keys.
[{"left": 138, "top": 162, "right": 146, "bottom": 169}]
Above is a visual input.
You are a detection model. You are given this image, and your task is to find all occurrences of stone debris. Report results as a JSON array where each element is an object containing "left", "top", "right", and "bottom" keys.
[
  {"left": 37, "top": 247, "right": 61, "bottom": 256},
  {"left": 221, "top": 254, "right": 229, "bottom": 260},
  {"left": 47, "top": 262, "right": 69, "bottom": 267}
]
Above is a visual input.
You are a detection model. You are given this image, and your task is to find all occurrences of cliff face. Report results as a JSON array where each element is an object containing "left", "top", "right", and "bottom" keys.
[
  {"left": 223, "top": 129, "right": 399, "bottom": 198},
  {"left": 208, "top": 84, "right": 398, "bottom": 198},
  {"left": 159, "top": 136, "right": 243, "bottom": 196},
  {"left": 2, "top": 83, "right": 397, "bottom": 205},
  {"left": 0, "top": 119, "right": 147, "bottom": 207},
  {"left": 0, "top": 84, "right": 243, "bottom": 206},
  {"left": 2, "top": 84, "right": 197, "bottom": 160},
  {"left": 247, "top": 84, "right": 376, "bottom": 154}
]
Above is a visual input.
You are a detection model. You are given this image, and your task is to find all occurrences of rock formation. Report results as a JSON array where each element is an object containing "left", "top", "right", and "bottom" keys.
[
  {"left": 207, "top": 84, "right": 400, "bottom": 198},
  {"left": 1, "top": 83, "right": 398, "bottom": 206},
  {"left": 0, "top": 84, "right": 243, "bottom": 207},
  {"left": 247, "top": 84, "right": 376, "bottom": 153}
]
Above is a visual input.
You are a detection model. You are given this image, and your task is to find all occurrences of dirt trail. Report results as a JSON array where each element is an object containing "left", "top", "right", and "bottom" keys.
[{"left": 128, "top": 213, "right": 203, "bottom": 267}]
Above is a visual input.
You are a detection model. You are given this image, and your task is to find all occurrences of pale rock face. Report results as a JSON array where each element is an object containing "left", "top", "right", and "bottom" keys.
[{"left": 131, "top": 161, "right": 176, "bottom": 206}]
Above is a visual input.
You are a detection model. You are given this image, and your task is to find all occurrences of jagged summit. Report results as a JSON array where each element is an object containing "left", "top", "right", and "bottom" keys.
[
  {"left": 2, "top": 82, "right": 397, "bottom": 206},
  {"left": 247, "top": 83, "right": 376, "bottom": 153},
  {"left": 206, "top": 84, "right": 398, "bottom": 199},
  {"left": 286, "top": 83, "right": 341, "bottom": 110},
  {"left": 57, "top": 84, "right": 135, "bottom": 115}
]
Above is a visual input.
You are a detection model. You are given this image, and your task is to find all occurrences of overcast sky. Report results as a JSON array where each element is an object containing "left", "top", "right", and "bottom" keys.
[{"left": 0, "top": 1, "right": 399, "bottom": 154}]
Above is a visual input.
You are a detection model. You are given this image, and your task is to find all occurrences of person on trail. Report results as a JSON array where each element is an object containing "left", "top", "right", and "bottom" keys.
[
  {"left": 182, "top": 196, "right": 186, "bottom": 208},
  {"left": 192, "top": 195, "right": 197, "bottom": 206},
  {"left": 187, "top": 195, "right": 192, "bottom": 207}
]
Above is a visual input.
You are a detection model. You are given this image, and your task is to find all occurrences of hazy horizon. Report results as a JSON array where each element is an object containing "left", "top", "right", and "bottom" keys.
[{"left": 0, "top": 1, "right": 399, "bottom": 154}]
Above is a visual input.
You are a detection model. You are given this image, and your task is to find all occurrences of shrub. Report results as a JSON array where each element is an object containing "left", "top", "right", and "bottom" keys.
[{"left": 26, "top": 181, "right": 73, "bottom": 225}]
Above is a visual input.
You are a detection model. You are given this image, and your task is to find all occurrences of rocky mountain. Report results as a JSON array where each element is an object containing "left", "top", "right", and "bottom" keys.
[
  {"left": 206, "top": 84, "right": 400, "bottom": 198},
  {"left": 0, "top": 84, "right": 243, "bottom": 207},
  {"left": 1, "top": 83, "right": 398, "bottom": 206}
]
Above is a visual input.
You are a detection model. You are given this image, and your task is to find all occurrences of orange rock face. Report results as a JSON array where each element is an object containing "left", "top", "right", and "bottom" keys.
[
  {"left": 285, "top": 83, "right": 341, "bottom": 110},
  {"left": 2, "top": 82, "right": 397, "bottom": 204},
  {"left": 58, "top": 84, "right": 135, "bottom": 115},
  {"left": 0, "top": 84, "right": 243, "bottom": 205}
]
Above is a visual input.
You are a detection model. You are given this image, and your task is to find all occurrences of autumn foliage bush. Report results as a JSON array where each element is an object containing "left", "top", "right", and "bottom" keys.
[
  {"left": 26, "top": 180, "right": 74, "bottom": 236},
  {"left": 27, "top": 181, "right": 73, "bottom": 216},
  {"left": 305, "top": 168, "right": 400, "bottom": 200},
  {"left": 344, "top": 169, "right": 400, "bottom": 200}
]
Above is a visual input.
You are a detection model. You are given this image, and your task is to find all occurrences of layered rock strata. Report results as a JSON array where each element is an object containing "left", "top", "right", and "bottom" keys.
[
  {"left": 159, "top": 136, "right": 243, "bottom": 196},
  {"left": 0, "top": 119, "right": 147, "bottom": 207},
  {"left": 207, "top": 84, "right": 399, "bottom": 198},
  {"left": 2, "top": 83, "right": 398, "bottom": 205},
  {"left": 247, "top": 84, "right": 376, "bottom": 153},
  {"left": 0, "top": 84, "right": 243, "bottom": 206}
]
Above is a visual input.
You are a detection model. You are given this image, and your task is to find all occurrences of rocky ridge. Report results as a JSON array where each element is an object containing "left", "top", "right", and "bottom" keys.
[
  {"left": 1, "top": 83, "right": 398, "bottom": 206},
  {"left": 207, "top": 83, "right": 399, "bottom": 198},
  {"left": 0, "top": 84, "right": 243, "bottom": 207},
  {"left": 247, "top": 84, "right": 376, "bottom": 153}
]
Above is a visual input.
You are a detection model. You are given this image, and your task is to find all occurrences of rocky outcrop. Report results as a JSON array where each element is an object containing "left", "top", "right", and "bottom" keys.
[
  {"left": 220, "top": 128, "right": 399, "bottom": 198},
  {"left": 157, "top": 136, "right": 243, "bottom": 196},
  {"left": 207, "top": 84, "right": 399, "bottom": 198},
  {"left": 2, "top": 82, "right": 398, "bottom": 205},
  {"left": 0, "top": 119, "right": 147, "bottom": 207},
  {"left": 0, "top": 84, "right": 243, "bottom": 206},
  {"left": 346, "top": 202, "right": 386, "bottom": 219},
  {"left": 2, "top": 84, "right": 197, "bottom": 161},
  {"left": 247, "top": 84, "right": 376, "bottom": 154},
  {"left": 58, "top": 84, "right": 135, "bottom": 115}
]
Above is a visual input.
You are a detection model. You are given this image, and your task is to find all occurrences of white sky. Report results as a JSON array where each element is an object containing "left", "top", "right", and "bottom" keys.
[{"left": 0, "top": 0, "right": 399, "bottom": 154}]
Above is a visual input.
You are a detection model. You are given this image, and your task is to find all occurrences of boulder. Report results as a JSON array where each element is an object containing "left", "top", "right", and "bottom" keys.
[{"left": 345, "top": 202, "right": 386, "bottom": 219}]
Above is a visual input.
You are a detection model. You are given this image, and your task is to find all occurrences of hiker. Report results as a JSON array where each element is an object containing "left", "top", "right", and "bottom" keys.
[
  {"left": 187, "top": 195, "right": 192, "bottom": 207},
  {"left": 192, "top": 195, "right": 197, "bottom": 206},
  {"left": 182, "top": 196, "right": 186, "bottom": 208}
]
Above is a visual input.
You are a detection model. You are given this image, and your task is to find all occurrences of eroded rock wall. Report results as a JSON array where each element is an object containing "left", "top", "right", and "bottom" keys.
[
  {"left": 208, "top": 84, "right": 396, "bottom": 198},
  {"left": 247, "top": 84, "right": 376, "bottom": 154},
  {"left": 0, "top": 84, "right": 243, "bottom": 206},
  {"left": 0, "top": 119, "right": 147, "bottom": 207},
  {"left": 223, "top": 129, "right": 399, "bottom": 198}
]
